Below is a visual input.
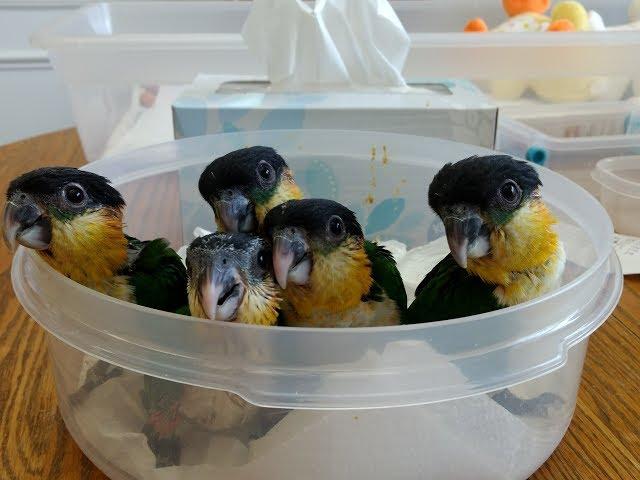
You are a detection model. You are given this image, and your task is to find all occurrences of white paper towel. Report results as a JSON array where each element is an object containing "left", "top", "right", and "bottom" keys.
[{"left": 241, "top": 0, "right": 410, "bottom": 91}]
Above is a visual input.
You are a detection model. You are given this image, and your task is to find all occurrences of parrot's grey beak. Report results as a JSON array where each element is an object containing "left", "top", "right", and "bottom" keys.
[
  {"left": 442, "top": 207, "right": 486, "bottom": 269},
  {"left": 213, "top": 189, "right": 256, "bottom": 233},
  {"left": 199, "top": 256, "right": 245, "bottom": 322},
  {"left": 272, "top": 227, "right": 310, "bottom": 289},
  {"left": 3, "top": 198, "right": 52, "bottom": 252}
]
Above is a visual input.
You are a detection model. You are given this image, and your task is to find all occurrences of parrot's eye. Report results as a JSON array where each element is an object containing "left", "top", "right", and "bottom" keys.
[
  {"left": 497, "top": 180, "right": 522, "bottom": 208},
  {"left": 257, "top": 248, "right": 270, "bottom": 269},
  {"left": 62, "top": 183, "right": 87, "bottom": 206},
  {"left": 327, "top": 215, "right": 345, "bottom": 240},
  {"left": 256, "top": 160, "right": 276, "bottom": 188}
]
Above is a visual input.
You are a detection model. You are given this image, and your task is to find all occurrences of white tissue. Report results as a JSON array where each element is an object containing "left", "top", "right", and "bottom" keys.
[
  {"left": 241, "top": 0, "right": 410, "bottom": 91},
  {"left": 588, "top": 10, "right": 606, "bottom": 31},
  {"left": 178, "top": 227, "right": 214, "bottom": 265}
]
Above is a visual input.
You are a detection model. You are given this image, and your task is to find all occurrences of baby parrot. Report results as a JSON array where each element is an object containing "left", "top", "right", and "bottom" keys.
[
  {"left": 186, "top": 232, "right": 281, "bottom": 326},
  {"left": 2, "top": 167, "right": 189, "bottom": 466},
  {"left": 408, "top": 155, "right": 565, "bottom": 320},
  {"left": 3, "top": 167, "right": 187, "bottom": 310},
  {"left": 199, "top": 146, "right": 302, "bottom": 233},
  {"left": 407, "top": 155, "right": 566, "bottom": 416},
  {"left": 141, "top": 233, "right": 283, "bottom": 467},
  {"left": 147, "top": 144, "right": 301, "bottom": 467},
  {"left": 263, "top": 198, "right": 407, "bottom": 327}
]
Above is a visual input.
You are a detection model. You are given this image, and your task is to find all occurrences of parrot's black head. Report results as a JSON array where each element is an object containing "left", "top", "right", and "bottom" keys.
[
  {"left": 198, "top": 146, "right": 302, "bottom": 233},
  {"left": 186, "top": 233, "right": 279, "bottom": 325},
  {"left": 263, "top": 198, "right": 364, "bottom": 289},
  {"left": 3, "top": 167, "right": 125, "bottom": 252},
  {"left": 428, "top": 155, "right": 542, "bottom": 268}
]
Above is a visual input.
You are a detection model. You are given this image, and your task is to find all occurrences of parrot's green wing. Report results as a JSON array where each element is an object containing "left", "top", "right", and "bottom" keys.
[
  {"left": 406, "top": 253, "right": 565, "bottom": 418},
  {"left": 123, "top": 236, "right": 189, "bottom": 467},
  {"left": 174, "top": 305, "right": 191, "bottom": 316},
  {"left": 364, "top": 240, "right": 408, "bottom": 314},
  {"left": 406, "top": 253, "right": 500, "bottom": 324},
  {"left": 124, "top": 236, "right": 188, "bottom": 313}
]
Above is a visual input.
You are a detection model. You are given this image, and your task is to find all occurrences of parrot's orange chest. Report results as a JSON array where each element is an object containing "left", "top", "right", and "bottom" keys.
[{"left": 278, "top": 240, "right": 400, "bottom": 327}]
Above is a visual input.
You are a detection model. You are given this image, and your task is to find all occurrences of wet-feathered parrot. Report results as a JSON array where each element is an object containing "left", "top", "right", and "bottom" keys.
[
  {"left": 140, "top": 232, "right": 283, "bottom": 466},
  {"left": 407, "top": 155, "right": 566, "bottom": 416},
  {"left": 186, "top": 232, "right": 281, "bottom": 326},
  {"left": 2, "top": 167, "right": 190, "bottom": 465},
  {"left": 263, "top": 198, "right": 407, "bottom": 327},
  {"left": 198, "top": 146, "right": 302, "bottom": 233},
  {"left": 142, "top": 146, "right": 299, "bottom": 467}
]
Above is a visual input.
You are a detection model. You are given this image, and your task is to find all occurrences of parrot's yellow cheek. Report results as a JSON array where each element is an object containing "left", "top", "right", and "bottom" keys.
[
  {"left": 41, "top": 208, "right": 130, "bottom": 295},
  {"left": 283, "top": 240, "right": 373, "bottom": 319},
  {"left": 468, "top": 199, "right": 563, "bottom": 306}
]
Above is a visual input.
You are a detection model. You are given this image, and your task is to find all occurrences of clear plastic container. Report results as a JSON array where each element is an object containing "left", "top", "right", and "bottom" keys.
[
  {"left": 497, "top": 101, "right": 640, "bottom": 197},
  {"left": 32, "top": 1, "right": 640, "bottom": 161},
  {"left": 11, "top": 130, "right": 622, "bottom": 480},
  {"left": 592, "top": 155, "right": 640, "bottom": 236}
]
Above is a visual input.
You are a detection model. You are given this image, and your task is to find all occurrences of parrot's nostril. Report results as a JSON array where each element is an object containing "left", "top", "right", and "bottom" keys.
[
  {"left": 19, "top": 193, "right": 27, "bottom": 202},
  {"left": 222, "top": 258, "right": 227, "bottom": 265}
]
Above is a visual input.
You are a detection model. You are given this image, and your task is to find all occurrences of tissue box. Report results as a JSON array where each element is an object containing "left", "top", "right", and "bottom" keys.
[{"left": 172, "top": 77, "right": 497, "bottom": 148}]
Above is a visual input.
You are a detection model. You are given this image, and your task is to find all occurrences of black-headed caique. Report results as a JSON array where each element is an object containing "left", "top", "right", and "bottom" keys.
[
  {"left": 3, "top": 167, "right": 187, "bottom": 310},
  {"left": 186, "top": 232, "right": 281, "bottom": 326},
  {"left": 198, "top": 146, "right": 302, "bottom": 233},
  {"left": 263, "top": 198, "right": 407, "bottom": 327},
  {"left": 140, "top": 233, "right": 283, "bottom": 466},
  {"left": 407, "top": 155, "right": 565, "bottom": 416},
  {"left": 2, "top": 167, "right": 189, "bottom": 466}
]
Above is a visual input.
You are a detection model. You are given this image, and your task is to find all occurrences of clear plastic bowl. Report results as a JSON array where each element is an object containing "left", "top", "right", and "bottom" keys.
[
  {"left": 11, "top": 131, "right": 622, "bottom": 480},
  {"left": 497, "top": 102, "right": 640, "bottom": 197},
  {"left": 592, "top": 155, "right": 640, "bottom": 236},
  {"left": 32, "top": 1, "right": 640, "bottom": 160}
]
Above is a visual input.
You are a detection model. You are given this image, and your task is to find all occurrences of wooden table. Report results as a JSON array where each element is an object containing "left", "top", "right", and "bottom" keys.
[{"left": 0, "top": 129, "right": 638, "bottom": 480}]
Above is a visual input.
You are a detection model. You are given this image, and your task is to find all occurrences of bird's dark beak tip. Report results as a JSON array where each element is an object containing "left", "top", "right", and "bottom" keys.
[{"left": 2, "top": 202, "right": 51, "bottom": 252}]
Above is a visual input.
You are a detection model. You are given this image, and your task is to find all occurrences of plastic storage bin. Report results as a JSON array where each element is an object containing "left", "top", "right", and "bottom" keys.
[
  {"left": 497, "top": 101, "right": 640, "bottom": 197},
  {"left": 32, "top": 1, "right": 640, "bottom": 161},
  {"left": 11, "top": 130, "right": 622, "bottom": 479},
  {"left": 592, "top": 155, "right": 640, "bottom": 236}
]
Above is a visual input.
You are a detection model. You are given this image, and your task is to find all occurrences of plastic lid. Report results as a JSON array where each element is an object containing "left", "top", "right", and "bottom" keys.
[
  {"left": 592, "top": 155, "right": 640, "bottom": 199},
  {"left": 11, "top": 130, "right": 622, "bottom": 409}
]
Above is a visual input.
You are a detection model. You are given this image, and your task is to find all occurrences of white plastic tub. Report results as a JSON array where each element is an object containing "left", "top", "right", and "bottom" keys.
[
  {"left": 592, "top": 155, "right": 640, "bottom": 236},
  {"left": 11, "top": 130, "right": 622, "bottom": 480},
  {"left": 497, "top": 101, "right": 640, "bottom": 196},
  {"left": 32, "top": 1, "right": 640, "bottom": 161}
]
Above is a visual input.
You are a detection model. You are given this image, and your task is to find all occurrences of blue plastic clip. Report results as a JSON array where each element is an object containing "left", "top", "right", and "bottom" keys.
[{"left": 526, "top": 146, "right": 548, "bottom": 166}]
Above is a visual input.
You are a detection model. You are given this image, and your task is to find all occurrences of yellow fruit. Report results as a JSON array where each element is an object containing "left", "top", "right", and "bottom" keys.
[{"left": 551, "top": 1, "right": 589, "bottom": 31}]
